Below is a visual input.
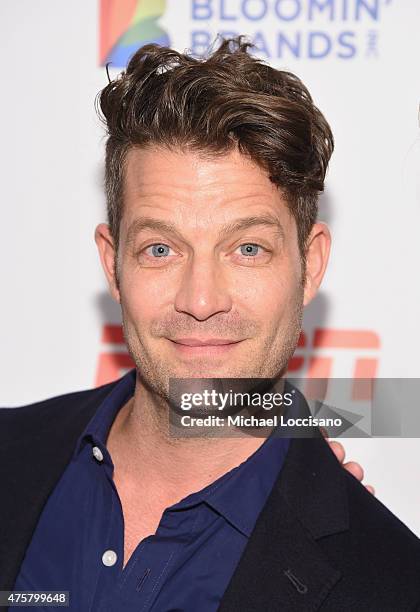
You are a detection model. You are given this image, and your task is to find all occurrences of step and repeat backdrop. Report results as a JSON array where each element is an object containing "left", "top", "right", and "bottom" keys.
[{"left": 1, "top": 1, "right": 419, "bottom": 533}]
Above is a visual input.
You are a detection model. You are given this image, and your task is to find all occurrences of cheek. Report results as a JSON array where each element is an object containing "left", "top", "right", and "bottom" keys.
[
  {"left": 120, "top": 270, "right": 168, "bottom": 326},
  {"left": 238, "top": 262, "right": 301, "bottom": 312}
]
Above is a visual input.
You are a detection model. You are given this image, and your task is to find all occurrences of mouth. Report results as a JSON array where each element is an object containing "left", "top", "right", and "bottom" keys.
[{"left": 167, "top": 337, "right": 245, "bottom": 356}]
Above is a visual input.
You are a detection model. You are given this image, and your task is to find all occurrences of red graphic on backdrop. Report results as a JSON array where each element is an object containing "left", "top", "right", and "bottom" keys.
[{"left": 95, "top": 324, "right": 380, "bottom": 397}]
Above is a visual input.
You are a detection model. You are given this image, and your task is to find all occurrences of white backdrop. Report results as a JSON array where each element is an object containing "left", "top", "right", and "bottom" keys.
[{"left": 1, "top": 1, "right": 419, "bottom": 535}]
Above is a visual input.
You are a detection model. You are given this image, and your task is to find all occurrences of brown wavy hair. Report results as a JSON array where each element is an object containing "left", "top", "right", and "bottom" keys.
[{"left": 97, "top": 36, "right": 334, "bottom": 264}]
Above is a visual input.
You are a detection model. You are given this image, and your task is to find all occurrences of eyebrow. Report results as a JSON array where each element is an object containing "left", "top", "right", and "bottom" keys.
[{"left": 126, "top": 213, "right": 285, "bottom": 247}]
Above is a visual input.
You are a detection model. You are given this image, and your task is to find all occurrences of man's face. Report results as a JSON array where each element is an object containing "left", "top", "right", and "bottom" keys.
[{"left": 96, "top": 146, "right": 330, "bottom": 400}]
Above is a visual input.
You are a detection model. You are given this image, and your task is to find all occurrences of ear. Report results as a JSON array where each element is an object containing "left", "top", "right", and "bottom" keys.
[
  {"left": 303, "top": 222, "right": 331, "bottom": 306},
  {"left": 94, "top": 223, "right": 120, "bottom": 303}
]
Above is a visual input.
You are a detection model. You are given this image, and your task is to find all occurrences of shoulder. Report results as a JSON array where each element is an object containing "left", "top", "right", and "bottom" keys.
[
  {"left": 323, "top": 461, "right": 420, "bottom": 607},
  {"left": 0, "top": 378, "right": 119, "bottom": 444},
  {"left": 342, "top": 464, "right": 420, "bottom": 554}
]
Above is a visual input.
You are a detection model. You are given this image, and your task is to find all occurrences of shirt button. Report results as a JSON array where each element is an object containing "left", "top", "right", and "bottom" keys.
[
  {"left": 92, "top": 446, "right": 104, "bottom": 462},
  {"left": 102, "top": 549, "right": 117, "bottom": 567}
]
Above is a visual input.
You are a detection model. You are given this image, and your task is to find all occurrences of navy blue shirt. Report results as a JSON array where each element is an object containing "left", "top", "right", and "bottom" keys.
[{"left": 13, "top": 369, "right": 290, "bottom": 611}]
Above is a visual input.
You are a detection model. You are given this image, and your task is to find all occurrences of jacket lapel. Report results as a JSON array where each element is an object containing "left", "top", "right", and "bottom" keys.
[{"left": 218, "top": 429, "right": 349, "bottom": 611}]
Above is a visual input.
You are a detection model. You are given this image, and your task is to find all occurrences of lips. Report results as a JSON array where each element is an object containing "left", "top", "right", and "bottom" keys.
[{"left": 170, "top": 338, "right": 241, "bottom": 346}]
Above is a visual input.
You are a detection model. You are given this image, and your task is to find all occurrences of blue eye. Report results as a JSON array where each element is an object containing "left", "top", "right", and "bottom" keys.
[
  {"left": 148, "top": 244, "right": 171, "bottom": 257},
  {"left": 239, "top": 244, "right": 260, "bottom": 256}
]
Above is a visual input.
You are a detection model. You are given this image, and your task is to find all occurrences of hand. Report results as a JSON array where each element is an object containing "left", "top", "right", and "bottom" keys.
[{"left": 323, "top": 431, "right": 375, "bottom": 495}]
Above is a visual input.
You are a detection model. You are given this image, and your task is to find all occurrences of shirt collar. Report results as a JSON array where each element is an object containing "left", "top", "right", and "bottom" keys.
[
  {"left": 208, "top": 433, "right": 290, "bottom": 536},
  {"left": 167, "top": 427, "right": 290, "bottom": 538},
  {"left": 72, "top": 368, "right": 137, "bottom": 461}
]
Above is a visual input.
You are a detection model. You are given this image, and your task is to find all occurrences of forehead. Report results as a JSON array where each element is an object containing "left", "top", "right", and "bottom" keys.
[
  {"left": 119, "top": 147, "right": 297, "bottom": 250},
  {"left": 123, "top": 145, "right": 287, "bottom": 210}
]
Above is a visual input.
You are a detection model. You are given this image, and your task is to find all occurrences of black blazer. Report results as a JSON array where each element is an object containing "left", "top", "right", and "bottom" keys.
[{"left": 1, "top": 377, "right": 420, "bottom": 612}]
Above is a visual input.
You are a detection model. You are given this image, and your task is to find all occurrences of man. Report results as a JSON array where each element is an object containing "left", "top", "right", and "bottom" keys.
[{"left": 1, "top": 36, "right": 419, "bottom": 611}]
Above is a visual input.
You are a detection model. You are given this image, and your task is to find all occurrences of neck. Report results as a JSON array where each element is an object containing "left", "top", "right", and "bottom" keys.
[{"left": 106, "top": 373, "right": 279, "bottom": 504}]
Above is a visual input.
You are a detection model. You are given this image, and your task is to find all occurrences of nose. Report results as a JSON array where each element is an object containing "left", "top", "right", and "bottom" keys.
[{"left": 174, "top": 254, "right": 232, "bottom": 321}]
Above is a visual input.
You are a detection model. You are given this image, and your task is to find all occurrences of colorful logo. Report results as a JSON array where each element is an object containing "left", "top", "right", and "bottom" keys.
[{"left": 99, "top": 0, "right": 170, "bottom": 68}]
